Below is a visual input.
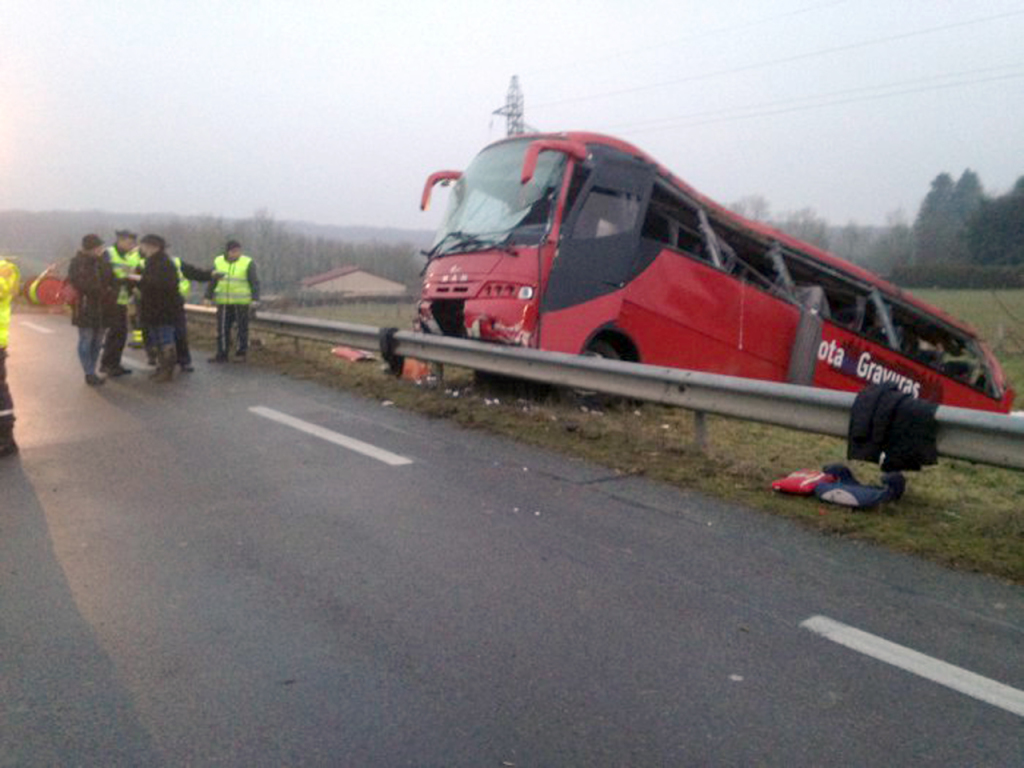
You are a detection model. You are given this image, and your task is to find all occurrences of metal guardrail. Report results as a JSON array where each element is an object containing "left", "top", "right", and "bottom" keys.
[{"left": 186, "top": 304, "right": 1024, "bottom": 471}]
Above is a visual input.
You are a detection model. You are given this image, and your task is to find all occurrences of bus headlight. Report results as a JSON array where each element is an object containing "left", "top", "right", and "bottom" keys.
[{"left": 519, "top": 286, "right": 535, "bottom": 300}]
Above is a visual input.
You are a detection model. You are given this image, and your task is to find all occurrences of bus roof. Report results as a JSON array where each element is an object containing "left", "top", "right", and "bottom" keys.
[{"left": 501, "top": 131, "right": 982, "bottom": 341}]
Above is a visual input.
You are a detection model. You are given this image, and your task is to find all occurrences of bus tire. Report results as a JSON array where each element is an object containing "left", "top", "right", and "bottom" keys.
[
  {"left": 584, "top": 339, "right": 621, "bottom": 360},
  {"left": 574, "top": 338, "right": 630, "bottom": 409}
]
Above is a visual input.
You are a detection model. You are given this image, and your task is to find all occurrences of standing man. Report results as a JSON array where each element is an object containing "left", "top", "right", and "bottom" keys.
[
  {"left": 0, "top": 255, "right": 20, "bottom": 458},
  {"left": 135, "top": 234, "right": 181, "bottom": 382},
  {"left": 170, "top": 253, "right": 219, "bottom": 372},
  {"left": 206, "top": 239, "right": 260, "bottom": 363},
  {"left": 100, "top": 229, "right": 141, "bottom": 377},
  {"left": 68, "top": 234, "right": 118, "bottom": 386}
]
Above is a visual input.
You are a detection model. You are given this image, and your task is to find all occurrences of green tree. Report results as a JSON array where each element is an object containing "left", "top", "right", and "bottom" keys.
[
  {"left": 963, "top": 176, "right": 1024, "bottom": 266},
  {"left": 912, "top": 170, "right": 983, "bottom": 264}
]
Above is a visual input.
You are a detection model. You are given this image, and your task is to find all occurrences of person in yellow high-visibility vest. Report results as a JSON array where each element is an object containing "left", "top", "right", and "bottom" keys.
[
  {"left": 205, "top": 240, "right": 260, "bottom": 362},
  {"left": 1, "top": 256, "right": 21, "bottom": 458},
  {"left": 99, "top": 229, "right": 142, "bottom": 377}
]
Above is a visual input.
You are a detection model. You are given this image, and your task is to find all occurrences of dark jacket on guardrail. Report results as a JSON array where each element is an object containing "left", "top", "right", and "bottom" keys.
[{"left": 848, "top": 383, "right": 938, "bottom": 471}]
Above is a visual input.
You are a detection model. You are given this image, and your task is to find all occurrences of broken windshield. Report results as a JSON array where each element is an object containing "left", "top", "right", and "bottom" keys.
[{"left": 430, "top": 139, "right": 567, "bottom": 257}]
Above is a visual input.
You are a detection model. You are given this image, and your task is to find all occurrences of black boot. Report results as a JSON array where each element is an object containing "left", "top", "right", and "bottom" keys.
[{"left": 0, "top": 421, "right": 17, "bottom": 459}]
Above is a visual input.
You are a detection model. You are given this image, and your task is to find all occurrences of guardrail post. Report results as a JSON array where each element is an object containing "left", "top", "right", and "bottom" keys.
[{"left": 693, "top": 411, "right": 709, "bottom": 452}]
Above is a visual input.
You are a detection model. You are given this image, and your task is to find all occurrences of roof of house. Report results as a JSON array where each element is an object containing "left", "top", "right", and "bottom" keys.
[{"left": 299, "top": 265, "right": 367, "bottom": 288}]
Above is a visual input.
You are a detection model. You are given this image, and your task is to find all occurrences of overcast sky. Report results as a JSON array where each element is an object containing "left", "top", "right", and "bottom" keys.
[{"left": 2, "top": 0, "right": 1022, "bottom": 232}]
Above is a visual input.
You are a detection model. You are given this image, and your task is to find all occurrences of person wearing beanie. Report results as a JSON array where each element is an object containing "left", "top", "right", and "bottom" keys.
[
  {"left": 135, "top": 234, "right": 181, "bottom": 382},
  {"left": 204, "top": 239, "right": 260, "bottom": 362},
  {"left": 67, "top": 234, "right": 118, "bottom": 386}
]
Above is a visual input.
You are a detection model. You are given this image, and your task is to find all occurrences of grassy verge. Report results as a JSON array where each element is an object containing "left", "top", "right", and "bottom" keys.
[{"left": 190, "top": 297, "right": 1024, "bottom": 584}]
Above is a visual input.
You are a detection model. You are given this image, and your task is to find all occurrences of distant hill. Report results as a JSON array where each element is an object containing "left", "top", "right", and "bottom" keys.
[
  {"left": 0, "top": 209, "right": 435, "bottom": 264},
  {"left": 282, "top": 220, "right": 435, "bottom": 249},
  {"left": 0, "top": 209, "right": 431, "bottom": 288}
]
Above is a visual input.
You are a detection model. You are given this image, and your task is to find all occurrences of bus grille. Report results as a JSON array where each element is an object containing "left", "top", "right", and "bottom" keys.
[{"left": 430, "top": 299, "right": 466, "bottom": 337}]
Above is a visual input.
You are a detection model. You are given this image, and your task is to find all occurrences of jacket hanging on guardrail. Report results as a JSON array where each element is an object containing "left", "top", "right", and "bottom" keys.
[{"left": 848, "top": 383, "right": 938, "bottom": 472}]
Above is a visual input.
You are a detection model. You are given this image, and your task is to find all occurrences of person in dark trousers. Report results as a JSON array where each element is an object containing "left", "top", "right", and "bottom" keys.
[
  {"left": 205, "top": 240, "right": 260, "bottom": 362},
  {"left": 169, "top": 254, "right": 220, "bottom": 371},
  {"left": 67, "top": 234, "right": 119, "bottom": 386},
  {"left": 0, "top": 256, "right": 20, "bottom": 457},
  {"left": 99, "top": 229, "right": 141, "bottom": 377},
  {"left": 134, "top": 234, "right": 182, "bottom": 382}
]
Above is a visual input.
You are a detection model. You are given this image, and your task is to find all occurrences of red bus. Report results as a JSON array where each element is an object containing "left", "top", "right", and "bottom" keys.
[{"left": 418, "top": 132, "right": 1014, "bottom": 413}]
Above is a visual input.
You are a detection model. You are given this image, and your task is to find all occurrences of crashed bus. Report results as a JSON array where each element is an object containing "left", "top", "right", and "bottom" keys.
[{"left": 418, "top": 132, "right": 1014, "bottom": 413}]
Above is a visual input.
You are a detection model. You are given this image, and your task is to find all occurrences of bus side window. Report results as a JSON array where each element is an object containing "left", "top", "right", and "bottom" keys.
[
  {"left": 641, "top": 209, "right": 672, "bottom": 244},
  {"left": 833, "top": 295, "right": 866, "bottom": 332},
  {"left": 676, "top": 224, "right": 705, "bottom": 258},
  {"left": 573, "top": 187, "right": 640, "bottom": 239}
]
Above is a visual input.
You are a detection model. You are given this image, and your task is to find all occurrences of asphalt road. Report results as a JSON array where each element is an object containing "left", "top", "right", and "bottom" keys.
[{"left": 2, "top": 312, "right": 1022, "bottom": 767}]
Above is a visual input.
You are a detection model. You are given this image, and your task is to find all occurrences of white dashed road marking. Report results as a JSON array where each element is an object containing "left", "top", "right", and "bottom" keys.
[
  {"left": 249, "top": 406, "right": 413, "bottom": 466},
  {"left": 801, "top": 615, "right": 1024, "bottom": 718}
]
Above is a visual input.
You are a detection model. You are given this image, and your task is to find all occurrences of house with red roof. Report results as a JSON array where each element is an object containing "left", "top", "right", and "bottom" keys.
[{"left": 299, "top": 266, "right": 407, "bottom": 297}]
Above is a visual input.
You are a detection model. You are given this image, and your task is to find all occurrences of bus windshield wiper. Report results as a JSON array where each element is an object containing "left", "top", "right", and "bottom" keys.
[
  {"left": 422, "top": 230, "right": 513, "bottom": 260},
  {"left": 422, "top": 230, "right": 483, "bottom": 260}
]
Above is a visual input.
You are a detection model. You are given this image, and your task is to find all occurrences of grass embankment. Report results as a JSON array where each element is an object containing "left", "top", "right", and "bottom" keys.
[{"left": 193, "top": 291, "right": 1024, "bottom": 583}]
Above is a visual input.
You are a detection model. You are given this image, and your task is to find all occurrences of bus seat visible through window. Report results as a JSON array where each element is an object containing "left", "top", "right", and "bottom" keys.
[{"left": 573, "top": 188, "right": 640, "bottom": 239}]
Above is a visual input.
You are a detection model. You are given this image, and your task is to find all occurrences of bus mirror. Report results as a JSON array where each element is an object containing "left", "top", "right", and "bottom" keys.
[
  {"left": 521, "top": 139, "right": 588, "bottom": 185},
  {"left": 421, "top": 170, "right": 462, "bottom": 211}
]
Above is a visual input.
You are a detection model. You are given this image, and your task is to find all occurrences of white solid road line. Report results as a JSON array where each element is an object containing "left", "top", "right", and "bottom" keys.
[
  {"left": 18, "top": 320, "right": 54, "bottom": 334},
  {"left": 801, "top": 615, "right": 1024, "bottom": 718},
  {"left": 249, "top": 406, "right": 413, "bottom": 467}
]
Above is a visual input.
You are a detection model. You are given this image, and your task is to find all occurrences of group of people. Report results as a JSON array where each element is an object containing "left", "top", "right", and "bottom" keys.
[
  {"left": 0, "top": 233, "right": 260, "bottom": 459},
  {"left": 68, "top": 230, "right": 260, "bottom": 385}
]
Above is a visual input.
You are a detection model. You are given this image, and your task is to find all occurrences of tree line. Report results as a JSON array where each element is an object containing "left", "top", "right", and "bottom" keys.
[
  {"left": 730, "top": 170, "right": 1024, "bottom": 287},
  {"left": 0, "top": 209, "right": 429, "bottom": 294}
]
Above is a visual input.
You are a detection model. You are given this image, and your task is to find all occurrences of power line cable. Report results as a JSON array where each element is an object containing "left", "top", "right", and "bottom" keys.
[
  {"left": 520, "top": 0, "right": 851, "bottom": 77},
  {"left": 606, "top": 63, "right": 1024, "bottom": 133},
  {"left": 532, "top": 9, "right": 1024, "bottom": 110},
  {"left": 615, "top": 70, "right": 1024, "bottom": 136}
]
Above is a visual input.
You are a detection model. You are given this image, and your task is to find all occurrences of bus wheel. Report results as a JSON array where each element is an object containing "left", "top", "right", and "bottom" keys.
[
  {"left": 584, "top": 339, "right": 621, "bottom": 360},
  {"left": 573, "top": 339, "right": 625, "bottom": 409}
]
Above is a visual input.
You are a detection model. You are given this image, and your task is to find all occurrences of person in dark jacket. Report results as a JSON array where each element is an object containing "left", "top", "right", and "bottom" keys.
[
  {"left": 135, "top": 234, "right": 182, "bottom": 382},
  {"left": 67, "top": 234, "right": 118, "bottom": 386},
  {"left": 169, "top": 255, "right": 220, "bottom": 372}
]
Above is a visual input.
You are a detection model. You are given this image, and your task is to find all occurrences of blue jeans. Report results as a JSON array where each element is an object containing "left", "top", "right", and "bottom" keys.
[
  {"left": 77, "top": 326, "right": 105, "bottom": 375},
  {"left": 150, "top": 324, "right": 175, "bottom": 347}
]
